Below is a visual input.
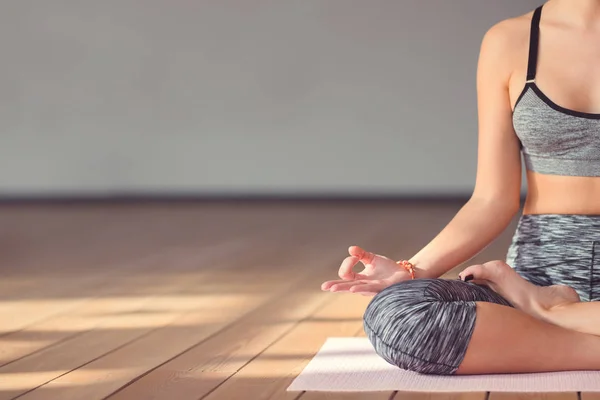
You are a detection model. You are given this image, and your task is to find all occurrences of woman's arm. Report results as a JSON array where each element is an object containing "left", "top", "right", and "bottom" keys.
[{"left": 412, "top": 21, "right": 526, "bottom": 279}]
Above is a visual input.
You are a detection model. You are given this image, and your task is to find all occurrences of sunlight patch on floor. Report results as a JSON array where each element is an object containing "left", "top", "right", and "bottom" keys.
[{"left": 0, "top": 369, "right": 126, "bottom": 390}]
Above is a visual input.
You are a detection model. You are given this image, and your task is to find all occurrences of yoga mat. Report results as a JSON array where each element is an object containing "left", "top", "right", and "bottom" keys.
[{"left": 287, "top": 337, "right": 600, "bottom": 392}]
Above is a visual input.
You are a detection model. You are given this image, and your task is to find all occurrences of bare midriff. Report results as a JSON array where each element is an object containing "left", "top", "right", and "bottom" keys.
[{"left": 522, "top": 171, "right": 600, "bottom": 215}]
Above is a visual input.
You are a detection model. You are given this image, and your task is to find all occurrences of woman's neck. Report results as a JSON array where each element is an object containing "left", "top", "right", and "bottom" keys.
[{"left": 546, "top": 0, "right": 600, "bottom": 29}]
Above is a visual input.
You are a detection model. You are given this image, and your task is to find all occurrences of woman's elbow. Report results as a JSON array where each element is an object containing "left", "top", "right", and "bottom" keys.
[{"left": 469, "top": 191, "right": 522, "bottom": 217}]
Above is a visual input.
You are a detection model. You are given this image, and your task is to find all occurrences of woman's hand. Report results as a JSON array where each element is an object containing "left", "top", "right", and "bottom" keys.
[{"left": 320, "top": 245, "right": 413, "bottom": 296}]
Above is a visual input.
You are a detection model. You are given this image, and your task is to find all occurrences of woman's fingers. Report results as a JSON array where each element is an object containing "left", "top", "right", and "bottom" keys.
[
  {"left": 322, "top": 279, "right": 369, "bottom": 292},
  {"left": 338, "top": 245, "right": 375, "bottom": 280},
  {"left": 322, "top": 278, "right": 386, "bottom": 296},
  {"left": 329, "top": 280, "right": 369, "bottom": 292},
  {"left": 349, "top": 282, "right": 387, "bottom": 294},
  {"left": 321, "top": 279, "right": 354, "bottom": 291},
  {"left": 321, "top": 279, "right": 346, "bottom": 291},
  {"left": 348, "top": 245, "right": 375, "bottom": 264},
  {"left": 326, "top": 246, "right": 377, "bottom": 291},
  {"left": 338, "top": 256, "right": 361, "bottom": 280},
  {"left": 321, "top": 280, "right": 334, "bottom": 291}
]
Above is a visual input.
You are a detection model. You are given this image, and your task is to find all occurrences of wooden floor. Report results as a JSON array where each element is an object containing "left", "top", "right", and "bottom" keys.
[{"left": 0, "top": 201, "right": 595, "bottom": 400}]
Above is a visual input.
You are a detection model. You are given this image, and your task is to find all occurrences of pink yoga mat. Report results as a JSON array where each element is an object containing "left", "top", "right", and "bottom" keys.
[{"left": 287, "top": 338, "right": 600, "bottom": 392}]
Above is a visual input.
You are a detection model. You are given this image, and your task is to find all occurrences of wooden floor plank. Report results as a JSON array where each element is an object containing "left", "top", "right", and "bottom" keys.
[
  {"left": 0, "top": 202, "right": 289, "bottom": 297},
  {"left": 0, "top": 271, "right": 200, "bottom": 367},
  {"left": 106, "top": 283, "right": 332, "bottom": 399},
  {"left": 201, "top": 292, "right": 371, "bottom": 400},
  {"left": 0, "top": 269, "right": 218, "bottom": 400},
  {"left": 12, "top": 215, "right": 369, "bottom": 400},
  {"left": 300, "top": 393, "right": 394, "bottom": 400},
  {"left": 0, "top": 223, "right": 308, "bottom": 399},
  {"left": 582, "top": 393, "right": 600, "bottom": 399},
  {"left": 489, "top": 393, "right": 578, "bottom": 399},
  {"left": 104, "top": 220, "right": 387, "bottom": 400},
  {"left": 0, "top": 274, "right": 123, "bottom": 335},
  {"left": 105, "top": 255, "right": 352, "bottom": 399},
  {"left": 0, "top": 218, "right": 269, "bottom": 336},
  {"left": 0, "top": 236, "right": 259, "bottom": 367},
  {"left": 394, "top": 394, "right": 486, "bottom": 400}
]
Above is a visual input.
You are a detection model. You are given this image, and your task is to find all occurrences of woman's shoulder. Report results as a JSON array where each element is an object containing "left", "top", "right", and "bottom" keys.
[
  {"left": 482, "top": 11, "right": 533, "bottom": 52},
  {"left": 478, "top": 10, "right": 535, "bottom": 68}
]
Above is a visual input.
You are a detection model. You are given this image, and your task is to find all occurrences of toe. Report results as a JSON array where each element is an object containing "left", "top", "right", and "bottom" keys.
[
  {"left": 459, "top": 261, "right": 512, "bottom": 283},
  {"left": 458, "top": 264, "right": 489, "bottom": 282}
]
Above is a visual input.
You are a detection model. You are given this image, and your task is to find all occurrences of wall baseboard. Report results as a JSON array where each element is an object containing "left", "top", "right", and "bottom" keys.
[
  {"left": 0, "top": 193, "right": 528, "bottom": 205},
  {"left": 0, "top": 193, "right": 476, "bottom": 205}
]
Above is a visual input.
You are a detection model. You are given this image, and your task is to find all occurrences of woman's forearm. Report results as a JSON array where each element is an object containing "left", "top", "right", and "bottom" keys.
[
  {"left": 540, "top": 302, "right": 600, "bottom": 337},
  {"left": 410, "top": 196, "right": 520, "bottom": 279}
]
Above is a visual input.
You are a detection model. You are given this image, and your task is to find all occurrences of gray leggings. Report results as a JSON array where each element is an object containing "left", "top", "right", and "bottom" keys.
[{"left": 363, "top": 214, "right": 600, "bottom": 375}]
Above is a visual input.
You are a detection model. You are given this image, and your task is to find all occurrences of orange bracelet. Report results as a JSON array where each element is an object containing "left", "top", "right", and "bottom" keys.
[{"left": 397, "top": 260, "right": 416, "bottom": 280}]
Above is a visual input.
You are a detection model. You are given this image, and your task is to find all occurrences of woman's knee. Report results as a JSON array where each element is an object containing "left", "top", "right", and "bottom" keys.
[{"left": 363, "top": 278, "right": 507, "bottom": 375}]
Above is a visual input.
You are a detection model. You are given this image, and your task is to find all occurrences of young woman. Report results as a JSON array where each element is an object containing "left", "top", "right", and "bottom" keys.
[{"left": 322, "top": 0, "right": 600, "bottom": 375}]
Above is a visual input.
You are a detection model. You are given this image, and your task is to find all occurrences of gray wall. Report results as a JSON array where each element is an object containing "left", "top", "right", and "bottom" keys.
[{"left": 0, "top": 0, "right": 542, "bottom": 197}]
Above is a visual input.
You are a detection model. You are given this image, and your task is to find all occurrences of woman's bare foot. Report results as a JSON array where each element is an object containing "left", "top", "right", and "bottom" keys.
[{"left": 458, "top": 261, "right": 581, "bottom": 321}]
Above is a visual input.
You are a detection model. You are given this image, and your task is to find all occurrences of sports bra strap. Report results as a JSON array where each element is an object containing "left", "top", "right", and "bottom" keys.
[{"left": 526, "top": 6, "right": 543, "bottom": 83}]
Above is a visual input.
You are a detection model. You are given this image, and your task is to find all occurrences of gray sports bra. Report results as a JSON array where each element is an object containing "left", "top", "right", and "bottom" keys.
[{"left": 512, "top": 5, "right": 600, "bottom": 177}]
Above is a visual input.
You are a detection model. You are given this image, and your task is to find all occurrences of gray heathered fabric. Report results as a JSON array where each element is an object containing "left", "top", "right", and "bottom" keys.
[
  {"left": 506, "top": 214, "right": 600, "bottom": 302},
  {"left": 512, "top": 3, "right": 600, "bottom": 176},
  {"left": 363, "top": 279, "right": 511, "bottom": 376},
  {"left": 512, "top": 86, "right": 600, "bottom": 177}
]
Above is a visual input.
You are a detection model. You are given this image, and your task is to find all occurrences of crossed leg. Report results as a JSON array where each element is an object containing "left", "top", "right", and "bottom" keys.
[
  {"left": 363, "top": 270, "right": 600, "bottom": 375},
  {"left": 457, "top": 260, "right": 600, "bottom": 374},
  {"left": 458, "top": 300, "right": 600, "bottom": 374}
]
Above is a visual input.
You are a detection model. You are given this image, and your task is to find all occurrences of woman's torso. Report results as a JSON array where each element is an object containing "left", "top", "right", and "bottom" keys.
[{"left": 507, "top": 4, "right": 600, "bottom": 215}]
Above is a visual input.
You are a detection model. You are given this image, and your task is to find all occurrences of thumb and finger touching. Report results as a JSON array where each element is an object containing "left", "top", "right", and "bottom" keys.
[{"left": 338, "top": 245, "right": 374, "bottom": 280}]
